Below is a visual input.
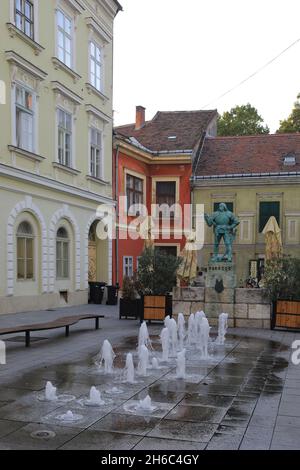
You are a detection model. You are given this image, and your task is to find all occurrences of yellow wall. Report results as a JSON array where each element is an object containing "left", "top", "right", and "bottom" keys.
[
  {"left": 0, "top": 0, "right": 118, "bottom": 314},
  {"left": 193, "top": 178, "right": 300, "bottom": 283}
]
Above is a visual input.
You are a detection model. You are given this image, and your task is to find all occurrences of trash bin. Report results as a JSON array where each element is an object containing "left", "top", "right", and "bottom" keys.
[
  {"left": 106, "top": 285, "right": 119, "bottom": 305},
  {"left": 89, "top": 282, "right": 106, "bottom": 304}
]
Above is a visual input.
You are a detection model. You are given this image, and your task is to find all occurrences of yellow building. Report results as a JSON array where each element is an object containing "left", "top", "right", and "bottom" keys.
[
  {"left": 192, "top": 134, "right": 300, "bottom": 283},
  {"left": 0, "top": 0, "right": 121, "bottom": 314}
]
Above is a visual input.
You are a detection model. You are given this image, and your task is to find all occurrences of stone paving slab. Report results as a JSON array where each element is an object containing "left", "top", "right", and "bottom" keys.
[
  {"left": 0, "top": 423, "right": 80, "bottom": 450},
  {"left": 133, "top": 437, "right": 207, "bottom": 451},
  {"left": 166, "top": 404, "right": 228, "bottom": 424},
  {"left": 148, "top": 420, "right": 218, "bottom": 443},
  {"left": 60, "top": 430, "right": 142, "bottom": 450},
  {"left": 90, "top": 413, "right": 160, "bottom": 436}
]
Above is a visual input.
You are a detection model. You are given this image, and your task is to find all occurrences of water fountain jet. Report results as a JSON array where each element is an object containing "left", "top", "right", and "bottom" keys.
[
  {"left": 160, "top": 327, "right": 170, "bottom": 362},
  {"left": 95, "top": 339, "right": 116, "bottom": 373},
  {"left": 176, "top": 349, "right": 186, "bottom": 379}
]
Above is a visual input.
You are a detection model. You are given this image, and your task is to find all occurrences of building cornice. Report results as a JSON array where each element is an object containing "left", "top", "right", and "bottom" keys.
[
  {"left": 51, "top": 81, "right": 83, "bottom": 105},
  {"left": 5, "top": 50, "right": 48, "bottom": 81},
  {"left": 114, "top": 139, "right": 192, "bottom": 165},
  {"left": 0, "top": 163, "right": 115, "bottom": 205},
  {"left": 98, "top": 0, "right": 122, "bottom": 17},
  {"left": 85, "top": 16, "right": 112, "bottom": 43},
  {"left": 192, "top": 174, "right": 300, "bottom": 188},
  {"left": 85, "top": 104, "right": 112, "bottom": 123},
  {"left": 57, "top": 0, "right": 85, "bottom": 14}
]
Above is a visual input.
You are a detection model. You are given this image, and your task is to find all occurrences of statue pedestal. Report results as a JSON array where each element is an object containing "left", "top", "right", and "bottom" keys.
[
  {"left": 204, "top": 262, "right": 237, "bottom": 324},
  {"left": 205, "top": 262, "right": 237, "bottom": 289}
]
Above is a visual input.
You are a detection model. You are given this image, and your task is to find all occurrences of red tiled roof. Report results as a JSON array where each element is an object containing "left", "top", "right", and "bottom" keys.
[
  {"left": 195, "top": 133, "right": 300, "bottom": 176},
  {"left": 115, "top": 110, "right": 217, "bottom": 153}
]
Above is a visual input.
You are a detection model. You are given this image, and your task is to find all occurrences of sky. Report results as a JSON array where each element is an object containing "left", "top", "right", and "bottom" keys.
[{"left": 113, "top": 0, "right": 300, "bottom": 133}]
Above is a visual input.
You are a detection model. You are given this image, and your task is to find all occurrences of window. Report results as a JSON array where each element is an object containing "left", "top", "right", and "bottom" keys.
[
  {"left": 90, "top": 42, "right": 102, "bottom": 92},
  {"left": 155, "top": 246, "right": 177, "bottom": 257},
  {"left": 123, "top": 257, "right": 133, "bottom": 278},
  {"left": 58, "top": 109, "right": 72, "bottom": 167},
  {"left": 56, "top": 227, "right": 69, "bottom": 279},
  {"left": 136, "top": 256, "right": 141, "bottom": 272},
  {"left": 126, "top": 174, "right": 143, "bottom": 212},
  {"left": 17, "top": 221, "right": 34, "bottom": 280},
  {"left": 213, "top": 202, "right": 234, "bottom": 213},
  {"left": 259, "top": 201, "right": 280, "bottom": 233},
  {"left": 15, "top": 0, "right": 34, "bottom": 39},
  {"left": 156, "top": 181, "right": 176, "bottom": 217},
  {"left": 90, "top": 128, "right": 102, "bottom": 178},
  {"left": 57, "top": 9, "right": 72, "bottom": 68},
  {"left": 16, "top": 85, "right": 34, "bottom": 152},
  {"left": 156, "top": 181, "right": 176, "bottom": 207}
]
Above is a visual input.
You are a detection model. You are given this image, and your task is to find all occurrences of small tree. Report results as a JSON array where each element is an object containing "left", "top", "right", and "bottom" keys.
[
  {"left": 137, "top": 247, "right": 182, "bottom": 295},
  {"left": 218, "top": 103, "right": 270, "bottom": 136},
  {"left": 263, "top": 257, "right": 300, "bottom": 301},
  {"left": 277, "top": 93, "right": 300, "bottom": 133}
]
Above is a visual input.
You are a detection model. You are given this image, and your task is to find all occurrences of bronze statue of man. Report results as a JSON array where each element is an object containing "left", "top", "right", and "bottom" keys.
[{"left": 204, "top": 203, "right": 240, "bottom": 262}]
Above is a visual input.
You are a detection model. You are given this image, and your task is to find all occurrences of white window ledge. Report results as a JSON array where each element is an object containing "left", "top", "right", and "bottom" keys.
[
  {"left": 6, "top": 23, "right": 44, "bottom": 55},
  {"left": 86, "top": 175, "right": 110, "bottom": 186},
  {"left": 8, "top": 145, "right": 45, "bottom": 162},
  {"left": 53, "top": 162, "right": 81, "bottom": 175},
  {"left": 85, "top": 83, "right": 109, "bottom": 103},
  {"left": 52, "top": 57, "right": 81, "bottom": 83}
]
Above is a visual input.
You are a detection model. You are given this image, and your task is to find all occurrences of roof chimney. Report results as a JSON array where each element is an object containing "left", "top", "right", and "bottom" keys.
[{"left": 135, "top": 106, "right": 146, "bottom": 130}]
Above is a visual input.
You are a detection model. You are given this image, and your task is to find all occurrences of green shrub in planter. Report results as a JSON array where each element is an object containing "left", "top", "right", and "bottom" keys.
[
  {"left": 137, "top": 247, "right": 182, "bottom": 295},
  {"left": 264, "top": 256, "right": 300, "bottom": 301},
  {"left": 119, "top": 276, "right": 142, "bottom": 320}
]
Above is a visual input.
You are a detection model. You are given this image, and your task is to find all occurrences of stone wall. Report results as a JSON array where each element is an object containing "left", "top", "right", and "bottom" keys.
[{"left": 173, "top": 287, "right": 271, "bottom": 329}]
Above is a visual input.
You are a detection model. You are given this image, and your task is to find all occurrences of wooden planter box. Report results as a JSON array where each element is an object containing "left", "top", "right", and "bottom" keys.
[
  {"left": 119, "top": 298, "right": 142, "bottom": 320},
  {"left": 271, "top": 299, "right": 300, "bottom": 331},
  {"left": 142, "top": 294, "right": 172, "bottom": 323}
]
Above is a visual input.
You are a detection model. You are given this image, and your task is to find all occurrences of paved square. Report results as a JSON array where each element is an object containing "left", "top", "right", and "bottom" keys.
[{"left": 0, "top": 304, "right": 299, "bottom": 450}]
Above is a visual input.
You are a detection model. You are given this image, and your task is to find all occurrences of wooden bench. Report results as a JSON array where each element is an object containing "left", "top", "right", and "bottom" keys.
[{"left": 0, "top": 314, "right": 104, "bottom": 347}]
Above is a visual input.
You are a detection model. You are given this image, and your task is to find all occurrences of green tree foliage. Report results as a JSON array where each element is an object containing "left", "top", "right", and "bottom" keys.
[
  {"left": 263, "top": 257, "right": 300, "bottom": 301},
  {"left": 217, "top": 103, "right": 270, "bottom": 136},
  {"left": 137, "top": 247, "right": 182, "bottom": 295},
  {"left": 121, "top": 276, "right": 137, "bottom": 300},
  {"left": 277, "top": 93, "right": 300, "bottom": 133}
]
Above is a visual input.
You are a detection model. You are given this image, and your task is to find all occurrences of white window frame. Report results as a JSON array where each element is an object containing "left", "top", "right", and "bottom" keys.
[
  {"left": 89, "top": 127, "right": 103, "bottom": 179},
  {"left": 124, "top": 169, "right": 146, "bottom": 217},
  {"left": 14, "top": 84, "right": 36, "bottom": 153},
  {"left": 89, "top": 40, "right": 103, "bottom": 92},
  {"left": 10, "top": 0, "right": 40, "bottom": 41},
  {"left": 16, "top": 221, "right": 35, "bottom": 281},
  {"left": 151, "top": 176, "right": 180, "bottom": 219},
  {"left": 56, "top": 8, "right": 73, "bottom": 68},
  {"left": 123, "top": 256, "right": 133, "bottom": 278},
  {"left": 14, "top": 0, "right": 35, "bottom": 39},
  {"left": 57, "top": 108, "right": 73, "bottom": 167},
  {"left": 56, "top": 227, "right": 70, "bottom": 280}
]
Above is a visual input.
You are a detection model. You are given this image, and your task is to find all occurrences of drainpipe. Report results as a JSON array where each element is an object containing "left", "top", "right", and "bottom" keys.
[{"left": 115, "top": 143, "right": 120, "bottom": 286}]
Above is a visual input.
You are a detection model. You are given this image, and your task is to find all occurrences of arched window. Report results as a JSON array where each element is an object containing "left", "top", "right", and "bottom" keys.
[
  {"left": 56, "top": 227, "right": 69, "bottom": 279},
  {"left": 17, "top": 221, "right": 34, "bottom": 280}
]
